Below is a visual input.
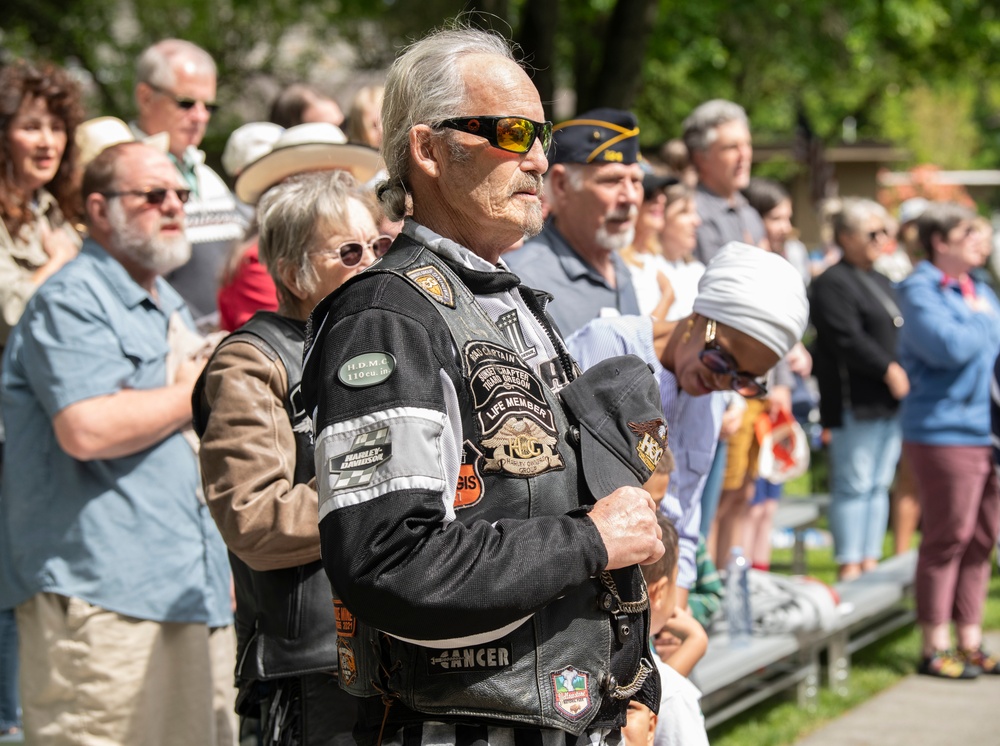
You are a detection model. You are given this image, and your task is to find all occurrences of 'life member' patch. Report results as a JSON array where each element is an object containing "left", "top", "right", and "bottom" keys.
[
  {"left": 463, "top": 340, "right": 564, "bottom": 477},
  {"left": 338, "top": 352, "right": 396, "bottom": 388},
  {"left": 550, "top": 666, "right": 592, "bottom": 720},
  {"left": 454, "top": 441, "right": 484, "bottom": 509},
  {"left": 426, "top": 643, "right": 513, "bottom": 675},
  {"left": 406, "top": 265, "right": 456, "bottom": 307},
  {"left": 328, "top": 428, "right": 392, "bottom": 490},
  {"left": 628, "top": 418, "right": 667, "bottom": 472}
]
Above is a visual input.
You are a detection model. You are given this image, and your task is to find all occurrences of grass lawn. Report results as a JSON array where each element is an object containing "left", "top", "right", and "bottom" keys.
[{"left": 704, "top": 461, "right": 1000, "bottom": 746}]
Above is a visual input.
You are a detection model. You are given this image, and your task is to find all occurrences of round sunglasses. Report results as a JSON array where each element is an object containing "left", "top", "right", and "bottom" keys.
[
  {"left": 320, "top": 235, "right": 393, "bottom": 267},
  {"left": 698, "top": 318, "right": 768, "bottom": 399},
  {"left": 439, "top": 116, "right": 553, "bottom": 156}
]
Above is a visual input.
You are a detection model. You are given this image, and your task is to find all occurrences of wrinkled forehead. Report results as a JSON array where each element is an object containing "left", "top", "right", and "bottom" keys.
[{"left": 457, "top": 55, "right": 542, "bottom": 118}]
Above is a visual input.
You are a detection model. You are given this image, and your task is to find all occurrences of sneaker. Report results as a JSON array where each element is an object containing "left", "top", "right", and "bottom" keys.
[
  {"left": 959, "top": 647, "right": 1000, "bottom": 675},
  {"left": 918, "top": 650, "right": 981, "bottom": 679}
]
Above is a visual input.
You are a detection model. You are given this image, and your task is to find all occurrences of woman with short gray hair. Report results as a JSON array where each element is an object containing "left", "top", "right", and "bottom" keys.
[
  {"left": 194, "top": 169, "right": 389, "bottom": 744},
  {"left": 810, "top": 197, "right": 909, "bottom": 582}
]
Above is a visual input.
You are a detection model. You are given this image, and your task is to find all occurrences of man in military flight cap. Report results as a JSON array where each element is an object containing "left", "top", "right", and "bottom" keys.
[{"left": 505, "top": 108, "right": 643, "bottom": 336}]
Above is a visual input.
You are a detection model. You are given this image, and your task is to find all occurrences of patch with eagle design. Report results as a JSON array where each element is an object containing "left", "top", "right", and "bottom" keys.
[
  {"left": 463, "top": 340, "right": 564, "bottom": 477},
  {"left": 628, "top": 418, "right": 667, "bottom": 472}
]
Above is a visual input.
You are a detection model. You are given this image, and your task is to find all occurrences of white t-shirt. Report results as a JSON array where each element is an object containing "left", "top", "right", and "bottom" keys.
[
  {"left": 654, "top": 657, "right": 709, "bottom": 746},
  {"left": 624, "top": 253, "right": 706, "bottom": 321}
]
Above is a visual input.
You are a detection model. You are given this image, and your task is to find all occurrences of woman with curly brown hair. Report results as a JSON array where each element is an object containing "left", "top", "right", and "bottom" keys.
[
  {"left": 0, "top": 58, "right": 84, "bottom": 739},
  {"left": 0, "top": 59, "right": 85, "bottom": 350}
]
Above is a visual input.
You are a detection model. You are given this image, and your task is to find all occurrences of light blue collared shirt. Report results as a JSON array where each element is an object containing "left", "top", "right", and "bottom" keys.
[
  {"left": 0, "top": 239, "right": 231, "bottom": 625},
  {"left": 566, "top": 315, "right": 725, "bottom": 589}
]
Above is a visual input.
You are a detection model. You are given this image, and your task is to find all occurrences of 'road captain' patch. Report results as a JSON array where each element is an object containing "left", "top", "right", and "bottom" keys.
[
  {"left": 328, "top": 427, "right": 392, "bottom": 490},
  {"left": 427, "top": 643, "right": 513, "bottom": 674}
]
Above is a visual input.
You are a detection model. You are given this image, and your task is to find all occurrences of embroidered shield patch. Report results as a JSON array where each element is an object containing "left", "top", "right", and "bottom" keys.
[
  {"left": 327, "top": 427, "right": 392, "bottom": 490},
  {"left": 628, "top": 418, "right": 667, "bottom": 472},
  {"left": 406, "top": 265, "right": 455, "bottom": 307},
  {"left": 550, "top": 666, "right": 592, "bottom": 720}
]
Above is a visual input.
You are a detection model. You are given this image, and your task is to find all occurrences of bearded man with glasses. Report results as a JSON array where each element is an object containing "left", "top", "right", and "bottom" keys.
[
  {"left": 303, "top": 26, "right": 668, "bottom": 746},
  {"left": 0, "top": 142, "right": 236, "bottom": 744},
  {"left": 132, "top": 38, "right": 247, "bottom": 326}
]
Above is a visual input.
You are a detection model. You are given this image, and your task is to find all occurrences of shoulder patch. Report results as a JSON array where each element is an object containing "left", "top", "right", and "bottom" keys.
[
  {"left": 327, "top": 427, "right": 392, "bottom": 490},
  {"left": 406, "top": 265, "right": 455, "bottom": 308},
  {"left": 338, "top": 352, "right": 396, "bottom": 388}
]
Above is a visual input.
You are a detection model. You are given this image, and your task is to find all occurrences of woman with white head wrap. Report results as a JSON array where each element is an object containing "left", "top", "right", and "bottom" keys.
[{"left": 567, "top": 241, "right": 808, "bottom": 608}]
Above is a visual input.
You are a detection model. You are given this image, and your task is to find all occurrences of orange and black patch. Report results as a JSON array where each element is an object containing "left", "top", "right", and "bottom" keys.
[
  {"left": 333, "top": 599, "right": 356, "bottom": 638},
  {"left": 454, "top": 441, "right": 484, "bottom": 509}
]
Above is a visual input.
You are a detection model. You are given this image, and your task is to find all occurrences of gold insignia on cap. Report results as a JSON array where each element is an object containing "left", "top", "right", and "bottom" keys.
[
  {"left": 552, "top": 118, "right": 640, "bottom": 164},
  {"left": 406, "top": 265, "right": 455, "bottom": 308}
]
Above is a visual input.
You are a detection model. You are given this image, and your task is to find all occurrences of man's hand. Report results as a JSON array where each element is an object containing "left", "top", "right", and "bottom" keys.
[
  {"left": 173, "top": 355, "right": 208, "bottom": 391},
  {"left": 588, "top": 486, "right": 664, "bottom": 570}
]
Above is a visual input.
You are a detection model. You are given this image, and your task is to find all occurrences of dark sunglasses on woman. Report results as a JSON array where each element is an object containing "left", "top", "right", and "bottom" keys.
[{"left": 699, "top": 317, "right": 768, "bottom": 398}]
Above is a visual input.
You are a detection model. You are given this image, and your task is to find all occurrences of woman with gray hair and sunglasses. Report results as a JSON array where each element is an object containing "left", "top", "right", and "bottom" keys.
[
  {"left": 192, "top": 169, "right": 389, "bottom": 744},
  {"left": 810, "top": 197, "right": 909, "bottom": 583}
]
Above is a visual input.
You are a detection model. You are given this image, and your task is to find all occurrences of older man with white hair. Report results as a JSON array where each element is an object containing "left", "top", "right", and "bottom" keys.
[
  {"left": 0, "top": 142, "right": 235, "bottom": 745},
  {"left": 132, "top": 38, "right": 246, "bottom": 324},
  {"left": 303, "top": 26, "right": 666, "bottom": 746},
  {"left": 682, "top": 99, "right": 766, "bottom": 264}
]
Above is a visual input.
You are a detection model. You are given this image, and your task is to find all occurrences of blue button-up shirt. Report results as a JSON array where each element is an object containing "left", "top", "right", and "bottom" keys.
[
  {"left": 566, "top": 315, "right": 725, "bottom": 590},
  {"left": 504, "top": 222, "right": 640, "bottom": 337},
  {"left": 0, "top": 240, "right": 231, "bottom": 625}
]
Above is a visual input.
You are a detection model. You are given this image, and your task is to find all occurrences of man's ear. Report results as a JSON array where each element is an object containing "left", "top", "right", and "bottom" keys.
[
  {"left": 409, "top": 125, "right": 444, "bottom": 179},
  {"left": 86, "top": 193, "right": 110, "bottom": 233},
  {"left": 546, "top": 164, "right": 570, "bottom": 202},
  {"left": 647, "top": 575, "right": 669, "bottom": 609},
  {"left": 135, "top": 82, "right": 154, "bottom": 112},
  {"left": 930, "top": 231, "right": 949, "bottom": 258}
]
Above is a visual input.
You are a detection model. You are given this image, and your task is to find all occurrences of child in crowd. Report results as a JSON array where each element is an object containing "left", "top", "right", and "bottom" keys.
[{"left": 640, "top": 513, "right": 711, "bottom": 746}]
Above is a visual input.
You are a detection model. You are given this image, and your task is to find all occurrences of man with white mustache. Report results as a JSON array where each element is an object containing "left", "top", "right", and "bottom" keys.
[
  {"left": 505, "top": 108, "right": 643, "bottom": 335},
  {"left": 0, "top": 141, "right": 235, "bottom": 745}
]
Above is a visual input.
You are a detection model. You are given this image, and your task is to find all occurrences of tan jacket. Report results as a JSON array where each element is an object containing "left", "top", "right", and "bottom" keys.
[{"left": 198, "top": 339, "right": 320, "bottom": 572}]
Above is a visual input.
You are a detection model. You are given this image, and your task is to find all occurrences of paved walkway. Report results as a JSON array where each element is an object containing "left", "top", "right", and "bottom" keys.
[{"left": 795, "top": 631, "right": 1000, "bottom": 746}]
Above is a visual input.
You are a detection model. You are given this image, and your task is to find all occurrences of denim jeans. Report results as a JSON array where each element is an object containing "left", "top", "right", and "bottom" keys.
[
  {"left": 0, "top": 608, "right": 18, "bottom": 731},
  {"left": 827, "top": 411, "right": 902, "bottom": 564}
]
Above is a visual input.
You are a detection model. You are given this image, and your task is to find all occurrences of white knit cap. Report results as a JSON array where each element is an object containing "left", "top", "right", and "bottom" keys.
[{"left": 692, "top": 242, "right": 809, "bottom": 357}]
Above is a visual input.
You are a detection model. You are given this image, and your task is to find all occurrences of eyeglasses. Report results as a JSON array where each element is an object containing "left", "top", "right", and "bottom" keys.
[
  {"left": 867, "top": 227, "right": 889, "bottom": 242},
  {"left": 439, "top": 116, "right": 553, "bottom": 155},
  {"left": 319, "top": 235, "right": 393, "bottom": 267},
  {"left": 147, "top": 82, "right": 220, "bottom": 115},
  {"left": 101, "top": 187, "right": 192, "bottom": 206},
  {"left": 698, "top": 318, "right": 768, "bottom": 399}
]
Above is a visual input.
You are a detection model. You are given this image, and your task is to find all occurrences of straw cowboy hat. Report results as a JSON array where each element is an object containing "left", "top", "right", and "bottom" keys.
[{"left": 235, "top": 122, "right": 382, "bottom": 205}]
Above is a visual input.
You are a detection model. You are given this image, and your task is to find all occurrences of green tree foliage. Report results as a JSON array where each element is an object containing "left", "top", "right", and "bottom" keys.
[{"left": 4, "top": 0, "right": 1000, "bottom": 169}]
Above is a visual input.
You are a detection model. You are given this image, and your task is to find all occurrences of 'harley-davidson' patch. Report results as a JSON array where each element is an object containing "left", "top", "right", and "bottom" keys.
[
  {"left": 628, "top": 418, "right": 667, "bottom": 472},
  {"left": 337, "top": 639, "right": 358, "bottom": 686}
]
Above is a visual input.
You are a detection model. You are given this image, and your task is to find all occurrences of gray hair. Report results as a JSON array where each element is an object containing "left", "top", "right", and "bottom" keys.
[
  {"left": 257, "top": 170, "right": 361, "bottom": 308},
  {"left": 377, "top": 26, "right": 515, "bottom": 220},
  {"left": 830, "top": 197, "right": 888, "bottom": 246},
  {"left": 136, "top": 39, "right": 217, "bottom": 90},
  {"left": 682, "top": 99, "right": 749, "bottom": 154},
  {"left": 917, "top": 201, "right": 976, "bottom": 259}
]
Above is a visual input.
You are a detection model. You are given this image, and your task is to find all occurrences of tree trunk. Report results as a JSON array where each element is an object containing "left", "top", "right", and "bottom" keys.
[
  {"left": 588, "top": 0, "right": 659, "bottom": 111},
  {"left": 515, "top": 1, "right": 559, "bottom": 121}
]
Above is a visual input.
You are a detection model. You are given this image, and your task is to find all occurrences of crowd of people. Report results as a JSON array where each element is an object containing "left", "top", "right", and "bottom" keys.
[{"left": 0, "top": 22, "right": 999, "bottom": 746}]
